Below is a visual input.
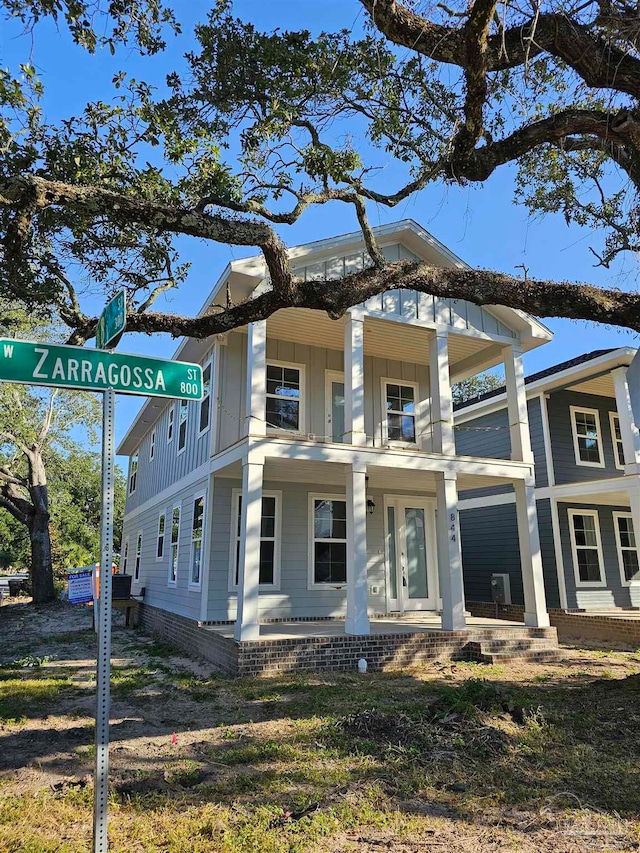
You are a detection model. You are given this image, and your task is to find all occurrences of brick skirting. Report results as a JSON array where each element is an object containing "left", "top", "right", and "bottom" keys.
[
  {"left": 468, "top": 601, "right": 640, "bottom": 647},
  {"left": 139, "top": 603, "right": 558, "bottom": 677}
]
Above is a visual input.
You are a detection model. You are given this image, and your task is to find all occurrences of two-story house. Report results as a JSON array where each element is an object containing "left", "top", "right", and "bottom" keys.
[
  {"left": 117, "top": 220, "right": 557, "bottom": 672},
  {"left": 456, "top": 348, "right": 640, "bottom": 612}
]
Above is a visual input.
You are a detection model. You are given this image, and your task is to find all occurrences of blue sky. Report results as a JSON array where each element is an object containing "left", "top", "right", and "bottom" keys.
[{"left": 2, "top": 1, "right": 639, "bottom": 456}]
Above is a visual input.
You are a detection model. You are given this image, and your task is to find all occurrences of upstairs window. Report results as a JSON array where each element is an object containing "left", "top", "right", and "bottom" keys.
[
  {"left": 168, "top": 505, "right": 180, "bottom": 584},
  {"left": 383, "top": 381, "right": 417, "bottom": 444},
  {"left": 149, "top": 429, "right": 156, "bottom": 462},
  {"left": 167, "top": 406, "right": 174, "bottom": 443},
  {"left": 134, "top": 532, "right": 143, "bottom": 581},
  {"left": 568, "top": 510, "right": 604, "bottom": 585},
  {"left": 231, "top": 492, "right": 280, "bottom": 588},
  {"left": 128, "top": 452, "right": 139, "bottom": 495},
  {"left": 199, "top": 362, "right": 212, "bottom": 435},
  {"left": 190, "top": 494, "right": 206, "bottom": 586},
  {"left": 266, "top": 362, "right": 303, "bottom": 432},
  {"left": 311, "top": 497, "right": 347, "bottom": 586},
  {"left": 178, "top": 399, "right": 188, "bottom": 452},
  {"left": 122, "top": 539, "right": 129, "bottom": 574},
  {"left": 610, "top": 413, "right": 625, "bottom": 469},
  {"left": 156, "top": 512, "right": 165, "bottom": 559},
  {"left": 614, "top": 513, "right": 639, "bottom": 585},
  {"left": 570, "top": 407, "right": 604, "bottom": 467}
]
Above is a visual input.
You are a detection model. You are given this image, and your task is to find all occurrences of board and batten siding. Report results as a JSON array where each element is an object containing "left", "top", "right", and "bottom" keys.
[
  {"left": 557, "top": 502, "right": 640, "bottom": 610},
  {"left": 207, "top": 478, "right": 391, "bottom": 622},
  {"left": 122, "top": 475, "right": 210, "bottom": 621},
  {"left": 459, "top": 498, "right": 560, "bottom": 609},
  {"left": 293, "top": 242, "right": 517, "bottom": 338},
  {"left": 547, "top": 390, "right": 622, "bottom": 484},
  {"left": 124, "top": 346, "right": 215, "bottom": 513},
  {"left": 216, "top": 333, "right": 432, "bottom": 451}
]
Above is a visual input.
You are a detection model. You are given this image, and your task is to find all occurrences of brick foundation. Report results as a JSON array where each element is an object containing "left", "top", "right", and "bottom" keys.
[
  {"left": 140, "top": 603, "right": 558, "bottom": 677},
  {"left": 468, "top": 601, "right": 640, "bottom": 647}
]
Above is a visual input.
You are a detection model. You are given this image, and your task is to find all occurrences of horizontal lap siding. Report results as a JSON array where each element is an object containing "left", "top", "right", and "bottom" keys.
[
  {"left": 122, "top": 476, "right": 209, "bottom": 620},
  {"left": 558, "top": 501, "right": 639, "bottom": 610},
  {"left": 548, "top": 390, "right": 622, "bottom": 484}
]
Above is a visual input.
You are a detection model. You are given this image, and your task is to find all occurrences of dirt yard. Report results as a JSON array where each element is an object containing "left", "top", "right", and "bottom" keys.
[{"left": 2, "top": 601, "right": 640, "bottom": 852}]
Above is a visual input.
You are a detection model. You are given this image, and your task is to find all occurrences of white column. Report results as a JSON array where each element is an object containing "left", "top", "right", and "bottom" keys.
[
  {"left": 514, "top": 476, "right": 550, "bottom": 627},
  {"left": 504, "top": 343, "right": 533, "bottom": 463},
  {"left": 429, "top": 330, "right": 455, "bottom": 455},
  {"left": 234, "top": 457, "right": 264, "bottom": 641},
  {"left": 612, "top": 367, "right": 640, "bottom": 472},
  {"left": 435, "top": 472, "right": 466, "bottom": 630},
  {"left": 244, "top": 320, "right": 267, "bottom": 437},
  {"left": 345, "top": 463, "right": 370, "bottom": 635},
  {"left": 344, "top": 314, "right": 366, "bottom": 445}
]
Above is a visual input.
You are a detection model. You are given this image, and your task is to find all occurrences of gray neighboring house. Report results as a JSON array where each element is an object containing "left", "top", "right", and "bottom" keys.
[
  {"left": 456, "top": 348, "right": 640, "bottom": 611},
  {"left": 116, "top": 219, "right": 556, "bottom": 645}
]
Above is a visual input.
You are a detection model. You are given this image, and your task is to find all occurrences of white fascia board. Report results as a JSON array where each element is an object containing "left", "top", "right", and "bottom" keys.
[
  {"left": 454, "top": 346, "right": 638, "bottom": 424},
  {"left": 537, "top": 475, "right": 637, "bottom": 502}
]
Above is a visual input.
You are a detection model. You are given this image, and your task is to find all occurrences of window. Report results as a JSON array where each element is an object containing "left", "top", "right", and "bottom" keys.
[
  {"left": 568, "top": 509, "right": 605, "bottom": 585},
  {"left": 149, "top": 429, "right": 156, "bottom": 462},
  {"left": 613, "top": 512, "right": 639, "bottom": 585},
  {"left": 310, "top": 496, "right": 347, "bottom": 586},
  {"left": 122, "top": 539, "right": 129, "bottom": 574},
  {"left": 168, "top": 505, "right": 180, "bottom": 584},
  {"left": 383, "top": 380, "right": 417, "bottom": 444},
  {"left": 177, "top": 399, "right": 188, "bottom": 452},
  {"left": 199, "top": 362, "right": 212, "bottom": 435},
  {"left": 230, "top": 491, "right": 280, "bottom": 589},
  {"left": 266, "top": 362, "right": 304, "bottom": 432},
  {"left": 156, "top": 512, "right": 165, "bottom": 559},
  {"left": 190, "top": 494, "right": 206, "bottom": 586},
  {"left": 167, "top": 406, "right": 174, "bottom": 443},
  {"left": 134, "top": 532, "right": 143, "bottom": 581},
  {"left": 570, "top": 407, "right": 604, "bottom": 467},
  {"left": 610, "top": 412, "right": 625, "bottom": 469},
  {"left": 128, "top": 452, "right": 139, "bottom": 494}
]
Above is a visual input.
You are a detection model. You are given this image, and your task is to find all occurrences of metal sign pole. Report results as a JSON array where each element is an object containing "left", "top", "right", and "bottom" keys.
[{"left": 93, "top": 387, "right": 115, "bottom": 853}]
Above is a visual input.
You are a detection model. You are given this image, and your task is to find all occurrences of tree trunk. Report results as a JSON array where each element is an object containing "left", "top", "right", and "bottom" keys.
[{"left": 28, "top": 493, "right": 55, "bottom": 604}]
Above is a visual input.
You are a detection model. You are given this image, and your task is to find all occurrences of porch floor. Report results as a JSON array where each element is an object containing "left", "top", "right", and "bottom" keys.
[{"left": 204, "top": 614, "right": 524, "bottom": 641}]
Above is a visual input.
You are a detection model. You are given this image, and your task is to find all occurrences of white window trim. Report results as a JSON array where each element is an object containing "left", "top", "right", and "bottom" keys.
[
  {"left": 613, "top": 511, "right": 639, "bottom": 587},
  {"left": 265, "top": 359, "right": 307, "bottom": 436},
  {"left": 134, "top": 531, "right": 143, "bottom": 582},
  {"left": 228, "top": 489, "right": 281, "bottom": 592},
  {"left": 198, "top": 359, "right": 213, "bottom": 438},
  {"left": 188, "top": 489, "right": 207, "bottom": 590},
  {"left": 167, "top": 405, "right": 175, "bottom": 444},
  {"left": 570, "top": 406, "right": 605, "bottom": 468},
  {"left": 156, "top": 511, "right": 166, "bottom": 561},
  {"left": 609, "top": 412, "right": 625, "bottom": 470},
  {"left": 122, "top": 538, "right": 129, "bottom": 575},
  {"left": 568, "top": 508, "right": 606, "bottom": 588},
  {"left": 168, "top": 503, "right": 181, "bottom": 586},
  {"left": 128, "top": 451, "right": 139, "bottom": 495},
  {"left": 307, "top": 492, "right": 348, "bottom": 591},
  {"left": 177, "top": 399, "right": 189, "bottom": 456},
  {"left": 149, "top": 429, "right": 156, "bottom": 462},
  {"left": 380, "top": 377, "right": 420, "bottom": 448}
]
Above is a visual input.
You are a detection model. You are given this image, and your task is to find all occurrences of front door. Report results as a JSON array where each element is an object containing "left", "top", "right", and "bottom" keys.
[
  {"left": 385, "top": 498, "right": 437, "bottom": 611},
  {"left": 325, "top": 371, "right": 345, "bottom": 443}
]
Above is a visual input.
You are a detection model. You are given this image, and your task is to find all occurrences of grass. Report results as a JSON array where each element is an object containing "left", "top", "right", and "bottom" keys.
[{"left": 2, "top": 616, "right": 640, "bottom": 852}]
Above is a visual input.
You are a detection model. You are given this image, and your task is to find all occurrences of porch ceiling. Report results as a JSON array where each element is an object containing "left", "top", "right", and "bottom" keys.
[
  {"left": 556, "top": 491, "right": 630, "bottom": 507},
  {"left": 217, "top": 456, "right": 511, "bottom": 494},
  {"left": 566, "top": 374, "right": 615, "bottom": 397},
  {"left": 264, "top": 308, "right": 506, "bottom": 374}
]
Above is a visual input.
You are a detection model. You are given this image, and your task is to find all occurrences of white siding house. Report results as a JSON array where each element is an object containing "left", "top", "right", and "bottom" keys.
[{"left": 118, "top": 219, "right": 554, "bottom": 642}]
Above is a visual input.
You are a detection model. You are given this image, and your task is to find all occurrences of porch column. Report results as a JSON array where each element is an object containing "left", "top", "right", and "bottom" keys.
[
  {"left": 435, "top": 472, "right": 466, "bottom": 630},
  {"left": 504, "top": 343, "right": 533, "bottom": 463},
  {"left": 612, "top": 367, "right": 640, "bottom": 472},
  {"left": 244, "top": 320, "right": 267, "bottom": 437},
  {"left": 429, "top": 330, "right": 455, "bottom": 455},
  {"left": 344, "top": 313, "right": 366, "bottom": 445},
  {"left": 234, "top": 456, "right": 264, "bottom": 641},
  {"left": 345, "top": 462, "right": 370, "bottom": 635},
  {"left": 514, "top": 476, "right": 550, "bottom": 627}
]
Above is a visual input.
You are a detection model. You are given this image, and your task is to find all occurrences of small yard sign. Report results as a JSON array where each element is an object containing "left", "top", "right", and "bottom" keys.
[{"left": 67, "top": 570, "right": 94, "bottom": 605}]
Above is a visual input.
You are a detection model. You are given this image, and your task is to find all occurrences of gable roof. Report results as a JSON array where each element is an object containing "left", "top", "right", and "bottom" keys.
[{"left": 454, "top": 347, "right": 637, "bottom": 418}]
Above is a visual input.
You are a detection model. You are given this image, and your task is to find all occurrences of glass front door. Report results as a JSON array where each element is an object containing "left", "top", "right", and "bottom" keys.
[
  {"left": 325, "top": 371, "right": 345, "bottom": 443},
  {"left": 386, "top": 499, "right": 437, "bottom": 611}
]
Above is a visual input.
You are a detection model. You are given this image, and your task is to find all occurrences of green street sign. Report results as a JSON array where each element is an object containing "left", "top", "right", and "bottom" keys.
[
  {"left": 0, "top": 338, "right": 203, "bottom": 400},
  {"left": 96, "top": 290, "right": 126, "bottom": 350}
]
